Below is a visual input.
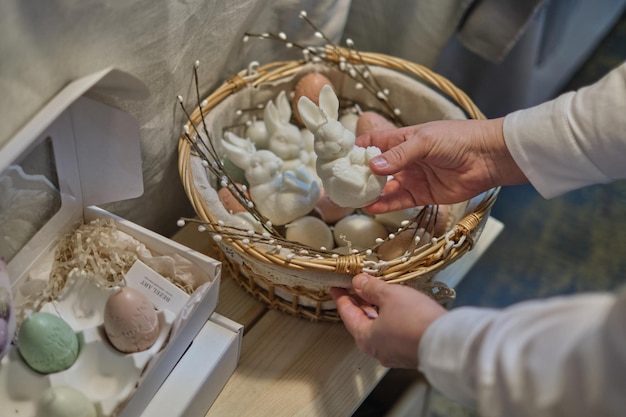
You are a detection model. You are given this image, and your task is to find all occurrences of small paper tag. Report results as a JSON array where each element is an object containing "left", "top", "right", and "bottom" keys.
[{"left": 125, "top": 260, "right": 189, "bottom": 314}]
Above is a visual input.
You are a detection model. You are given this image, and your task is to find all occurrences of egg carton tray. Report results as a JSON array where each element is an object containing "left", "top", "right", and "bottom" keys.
[{"left": 0, "top": 276, "right": 177, "bottom": 417}]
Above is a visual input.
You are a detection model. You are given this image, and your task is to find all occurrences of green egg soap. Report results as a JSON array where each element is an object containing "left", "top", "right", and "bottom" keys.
[{"left": 18, "top": 312, "right": 79, "bottom": 374}]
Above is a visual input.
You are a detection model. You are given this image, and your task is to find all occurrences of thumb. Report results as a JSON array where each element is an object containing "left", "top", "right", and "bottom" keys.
[
  {"left": 352, "top": 273, "right": 390, "bottom": 306},
  {"left": 369, "top": 140, "right": 416, "bottom": 176}
]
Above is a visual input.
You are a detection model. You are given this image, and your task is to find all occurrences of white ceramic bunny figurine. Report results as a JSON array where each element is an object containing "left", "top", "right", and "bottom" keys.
[
  {"left": 220, "top": 131, "right": 320, "bottom": 226},
  {"left": 297, "top": 84, "right": 387, "bottom": 208},
  {"left": 264, "top": 91, "right": 308, "bottom": 173}
]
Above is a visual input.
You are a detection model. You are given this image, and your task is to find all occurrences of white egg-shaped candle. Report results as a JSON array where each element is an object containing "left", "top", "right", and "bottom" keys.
[
  {"left": 36, "top": 386, "right": 97, "bottom": 417},
  {"left": 332, "top": 245, "right": 353, "bottom": 256},
  {"left": 376, "top": 205, "right": 450, "bottom": 237},
  {"left": 234, "top": 212, "right": 266, "bottom": 234},
  {"left": 245, "top": 119, "right": 269, "bottom": 149},
  {"left": 333, "top": 215, "right": 388, "bottom": 249},
  {"left": 374, "top": 207, "right": 421, "bottom": 228},
  {"left": 285, "top": 216, "right": 334, "bottom": 249}
]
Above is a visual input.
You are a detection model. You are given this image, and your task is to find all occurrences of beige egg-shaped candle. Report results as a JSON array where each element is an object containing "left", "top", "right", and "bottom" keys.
[
  {"left": 104, "top": 287, "right": 160, "bottom": 353},
  {"left": 356, "top": 111, "right": 396, "bottom": 136},
  {"left": 376, "top": 205, "right": 449, "bottom": 237},
  {"left": 292, "top": 72, "right": 335, "bottom": 124},
  {"left": 285, "top": 216, "right": 334, "bottom": 249},
  {"left": 378, "top": 229, "right": 432, "bottom": 261},
  {"left": 314, "top": 188, "right": 356, "bottom": 224},
  {"left": 374, "top": 207, "right": 421, "bottom": 228},
  {"left": 333, "top": 215, "right": 388, "bottom": 249}
]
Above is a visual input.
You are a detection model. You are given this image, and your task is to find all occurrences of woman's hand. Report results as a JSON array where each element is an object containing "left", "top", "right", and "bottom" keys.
[
  {"left": 330, "top": 274, "right": 446, "bottom": 369},
  {"left": 356, "top": 118, "right": 527, "bottom": 213}
]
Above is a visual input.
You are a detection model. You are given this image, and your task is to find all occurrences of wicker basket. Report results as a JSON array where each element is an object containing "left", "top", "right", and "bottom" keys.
[{"left": 178, "top": 46, "right": 499, "bottom": 322}]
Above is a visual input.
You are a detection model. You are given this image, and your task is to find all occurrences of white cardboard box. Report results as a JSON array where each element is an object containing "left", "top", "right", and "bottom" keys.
[
  {"left": 0, "top": 68, "right": 241, "bottom": 416},
  {"left": 141, "top": 313, "right": 243, "bottom": 417}
]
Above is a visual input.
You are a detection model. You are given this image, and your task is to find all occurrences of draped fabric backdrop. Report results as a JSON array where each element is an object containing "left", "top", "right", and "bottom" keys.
[{"left": 1, "top": 0, "right": 623, "bottom": 237}]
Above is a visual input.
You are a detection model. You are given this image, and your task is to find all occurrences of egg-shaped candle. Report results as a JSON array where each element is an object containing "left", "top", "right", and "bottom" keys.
[
  {"left": 333, "top": 215, "right": 388, "bottom": 249},
  {"left": 285, "top": 216, "right": 334, "bottom": 250},
  {"left": 356, "top": 111, "right": 396, "bottom": 136},
  {"left": 18, "top": 312, "right": 79, "bottom": 374},
  {"left": 36, "top": 386, "right": 97, "bottom": 417},
  {"left": 377, "top": 229, "right": 432, "bottom": 261},
  {"left": 376, "top": 205, "right": 449, "bottom": 237},
  {"left": 374, "top": 207, "right": 421, "bottom": 229},
  {"left": 313, "top": 189, "right": 356, "bottom": 224},
  {"left": 292, "top": 72, "right": 335, "bottom": 124},
  {"left": 104, "top": 286, "right": 160, "bottom": 353},
  {"left": 218, "top": 184, "right": 249, "bottom": 214},
  {"left": 245, "top": 119, "right": 269, "bottom": 149}
]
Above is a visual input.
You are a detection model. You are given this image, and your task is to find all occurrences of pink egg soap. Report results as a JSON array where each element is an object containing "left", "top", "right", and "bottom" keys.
[{"left": 104, "top": 287, "right": 160, "bottom": 353}]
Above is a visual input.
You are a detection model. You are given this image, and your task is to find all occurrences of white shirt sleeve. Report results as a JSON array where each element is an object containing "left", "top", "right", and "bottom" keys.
[
  {"left": 418, "top": 289, "right": 626, "bottom": 417},
  {"left": 417, "top": 63, "right": 626, "bottom": 416},
  {"left": 503, "top": 62, "right": 626, "bottom": 198}
]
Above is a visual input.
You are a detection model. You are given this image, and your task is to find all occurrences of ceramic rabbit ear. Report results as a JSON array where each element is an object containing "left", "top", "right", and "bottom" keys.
[
  {"left": 297, "top": 95, "right": 326, "bottom": 132},
  {"left": 264, "top": 99, "right": 282, "bottom": 133},
  {"left": 276, "top": 91, "right": 292, "bottom": 123},
  {"left": 221, "top": 131, "right": 254, "bottom": 170},
  {"left": 318, "top": 84, "right": 339, "bottom": 121}
]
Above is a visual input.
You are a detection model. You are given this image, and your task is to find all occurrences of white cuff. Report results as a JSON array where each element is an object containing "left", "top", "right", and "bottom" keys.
[{"left": 418, "top": 307, "right": 498, "bottom": 405}]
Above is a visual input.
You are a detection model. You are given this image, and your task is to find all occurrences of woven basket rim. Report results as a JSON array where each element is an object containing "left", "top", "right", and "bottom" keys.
[{"left": 178, "top": 47, "right": 499, "bottom": 294}]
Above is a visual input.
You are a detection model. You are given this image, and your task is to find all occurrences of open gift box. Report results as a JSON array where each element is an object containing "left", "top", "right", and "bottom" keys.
[{"left": 0, "top": 68, "right": 242, "bottom": 417}]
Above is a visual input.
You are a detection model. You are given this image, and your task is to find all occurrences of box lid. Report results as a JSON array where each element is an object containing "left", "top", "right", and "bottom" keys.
[{"left": 0, "top": 68, "right": 148, "bottom": 282}]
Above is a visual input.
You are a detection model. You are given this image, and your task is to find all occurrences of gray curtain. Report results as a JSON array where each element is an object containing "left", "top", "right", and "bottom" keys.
[{"left": 1, "top": 0, "right": 623, "bottom": 237}]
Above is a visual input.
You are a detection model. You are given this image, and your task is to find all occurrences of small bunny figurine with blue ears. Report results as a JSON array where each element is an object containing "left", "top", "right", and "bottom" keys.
[{"left": 220, "top": 131, "right": 320, "bottom": 226}]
